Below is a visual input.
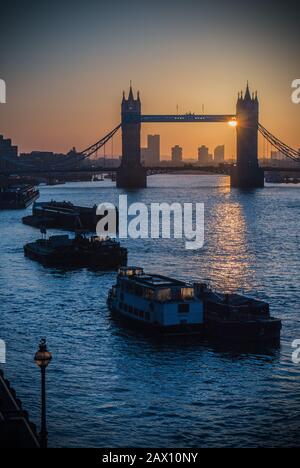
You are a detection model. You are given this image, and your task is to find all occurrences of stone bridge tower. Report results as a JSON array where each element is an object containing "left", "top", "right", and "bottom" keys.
[
  {"left": 231, "top": 83, "right": 264, "bottom": 188},
  {"left": 116, "top": 86, "right": 147, "bottom": 188}
]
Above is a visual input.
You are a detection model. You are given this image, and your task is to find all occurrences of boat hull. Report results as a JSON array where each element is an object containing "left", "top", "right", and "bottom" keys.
[
  {"left": 22, "top": 201, "right": 118, "bottom": 232},
  {"left": 109, "top": 306, "right": 205, "bottom": 337},
  {"left": 0, "top": 189, "right": 39, "bottom": 210},
  {"left": 205, "top": 318, "right": 282, "bottom": 344},
  {"left": 108, "top": 303, "right": 281, "bottom": 343},
  {"left": 24, "top": 244, "right": 127, "bottom": 270}
]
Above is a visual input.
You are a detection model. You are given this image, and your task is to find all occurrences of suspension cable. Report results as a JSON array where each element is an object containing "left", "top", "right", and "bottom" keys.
[{"left": 258, "top": 124, "right": 299, "bottom": 163}]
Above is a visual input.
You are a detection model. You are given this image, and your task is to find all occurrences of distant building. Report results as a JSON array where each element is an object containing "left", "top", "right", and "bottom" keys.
[
  {"left": 147, "top": 135, "right": 160, "bottom": 165},
  {"left": 198, "top": 145, "right": 212, "bottom": 164},
  {"left": 0, "top": 135, "right": 18, "bottom": 159},
  {"left": 141, "top": 134, "right": 160, "bottom": 166},
  {"left": 141, "top": 147, "right": 149, "bottom": 165},
  {"left": 171, "top": 145, "right": 183, "bottom": 163},
  {"left": 0, "top": 135, "right": 18, "bottom": 171},
  {"left": 19, "top": 151, "right": 67, "bottom": 165},
  {"left": 214, "top": 145, "right": 225, "bottom": 163},
  {"left": 270, "top": 150, "right": 285, "bottom": 161}
]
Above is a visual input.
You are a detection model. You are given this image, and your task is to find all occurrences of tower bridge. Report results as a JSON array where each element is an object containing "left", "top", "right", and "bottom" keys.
[
  {"left": 0, "top": 83, "right": 299, "bottom": 186},
  {"left": 118, "top": 82, "right": 263, "bottom": 188}
]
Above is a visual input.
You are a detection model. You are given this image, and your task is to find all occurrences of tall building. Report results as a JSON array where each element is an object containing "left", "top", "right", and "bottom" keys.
[
  {"left": 171, "top": 145, "right": 183, "bottom": 163},
  {"left": 0, "top": 135, "right": 18, "bottom": 159},
  {"left": 141, "top": 134, "right": 160, "bottom": 166},
  {"left": 148, "top": 134, "right": 160, "bottom": 165},
  {"left": 198, "top": 145, "right": 212, "bottom": 164},
  {"left": 214, "top": 145, "right": 225, "bottom": 163},
  {"left": 0, "top": 135, "right": 18, "bottom": 172}
]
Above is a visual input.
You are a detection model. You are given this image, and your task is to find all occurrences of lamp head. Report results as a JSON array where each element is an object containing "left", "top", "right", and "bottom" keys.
[{"left": 34, "top": 338, "right": 52, "bottom": 368}]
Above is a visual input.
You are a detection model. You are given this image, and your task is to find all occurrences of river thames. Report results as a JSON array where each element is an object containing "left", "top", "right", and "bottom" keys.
[{"left": 1, "top": 174, "right": 299, "bottom": 447}]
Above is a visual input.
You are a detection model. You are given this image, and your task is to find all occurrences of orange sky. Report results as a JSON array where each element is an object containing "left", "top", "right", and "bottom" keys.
[{"left": 0, "top": 1, "right": 299, "bottom": 160}]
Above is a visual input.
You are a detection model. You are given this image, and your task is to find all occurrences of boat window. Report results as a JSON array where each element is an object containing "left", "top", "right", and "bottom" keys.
[
  {"left": 156, "top": 288, "right": 172, "bottom": 302},
  {"left": 180, "top": 287, "right": 194, "bottom": 300},
  {"left": 178, "top": 303, "right": 190, "bottom": 313},
  {"left": 144, "top": 288, "right": 154, "bottom": 300}
]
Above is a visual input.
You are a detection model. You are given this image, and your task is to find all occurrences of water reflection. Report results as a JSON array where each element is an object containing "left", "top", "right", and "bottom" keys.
[{"left": 208, "top": 201, "right": 255, "bottom": 292}]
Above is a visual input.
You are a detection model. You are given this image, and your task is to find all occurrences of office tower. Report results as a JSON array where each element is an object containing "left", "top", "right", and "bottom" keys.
[
  {"left": 214, "top": 145, "right": 225, "bottom": 163},
  {"left": 171, "top": 145, "right": 183, "bottom": 163},
  {"left": 198, "top": 145, "right": 211, "bottom": 164}
]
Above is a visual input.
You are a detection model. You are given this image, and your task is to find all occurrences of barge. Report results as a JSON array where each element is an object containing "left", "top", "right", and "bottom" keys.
[
  {"left": 107, "top": 267, "right": 281, "bottom": 343},
  {"left": 22, "top": 200, "right": 118, "bottom": 232},
  {"left": 0, "top": 184, "right": 39, "bottom": 210},
  {"left": 24, "top": 233, "right": 127, "bottom": 269}
]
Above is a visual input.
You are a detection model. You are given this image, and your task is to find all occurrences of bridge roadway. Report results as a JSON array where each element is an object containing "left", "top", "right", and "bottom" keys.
[
  {"left": 140, "top": 114, "right": 236, "bottom": 123},
  {"left": 1, "top": 165, "right": 300, "bottom": 176}
]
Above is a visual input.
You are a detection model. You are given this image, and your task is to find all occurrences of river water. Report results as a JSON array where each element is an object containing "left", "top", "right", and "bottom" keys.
[{"left": 1, "top": 175, "right": 300, "bottom": 447}]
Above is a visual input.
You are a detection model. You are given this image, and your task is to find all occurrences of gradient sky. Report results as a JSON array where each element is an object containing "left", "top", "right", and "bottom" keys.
[{"left": 0, "top": 0, "right": 299, "bottom": 159}]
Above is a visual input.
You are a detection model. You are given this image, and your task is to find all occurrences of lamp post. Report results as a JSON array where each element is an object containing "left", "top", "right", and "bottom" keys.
[{"left": 34, "top": 338, "right": 52, "bottom": 449}]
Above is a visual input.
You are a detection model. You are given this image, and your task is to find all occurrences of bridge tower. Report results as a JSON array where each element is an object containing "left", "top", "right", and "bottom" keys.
[
  {"left": 116, "top": 86, "right": 147, "bottom": 188},
  {"left": 231, "top": 83, "right": 264, "bottom": 188}
]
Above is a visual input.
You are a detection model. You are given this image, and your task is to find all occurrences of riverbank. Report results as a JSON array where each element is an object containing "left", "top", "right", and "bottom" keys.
[{"left": 0, "top": 369, "right": 39, "bottom": 448}]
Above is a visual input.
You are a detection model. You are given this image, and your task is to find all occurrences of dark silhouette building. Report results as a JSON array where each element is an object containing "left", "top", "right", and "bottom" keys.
[
  {"left": 116, "top": 86, "right": 146, "bottom": 188},
  {"left": 171, "top": 145, "right": 183, "bottom": 163},
  {"left": 198, "top": 145, "right": 212, "bottom": 164},
  {"left": 141, "top": 134, "right": 160, "bottom": 167},
  {"left": 0, "top": 135, "right": 18, "bottom": 172},
  {"left": 231, "top": 83, "right": 264, "bottom": 188},
  {"left": 214, "top": 145, "right": 225, "bottom": 163}
]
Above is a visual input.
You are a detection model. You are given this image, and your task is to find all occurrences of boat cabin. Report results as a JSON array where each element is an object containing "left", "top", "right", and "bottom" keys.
[{"left": 110, "top": 267, "right": 204, "bottom": 327}]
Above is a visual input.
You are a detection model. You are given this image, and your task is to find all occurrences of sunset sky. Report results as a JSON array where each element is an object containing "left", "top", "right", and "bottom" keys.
[{"left": 0, "top": 0, "right": 299, "bottom": 159}]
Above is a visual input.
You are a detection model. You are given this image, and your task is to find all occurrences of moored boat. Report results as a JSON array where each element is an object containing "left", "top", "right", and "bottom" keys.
[
  {"left": 195, "top": 283, "right": 281, "bottom": 343},
  {"left": 107, "top": 267, "right": 281, "bottom": 343},
  {"left": 24, "top": 233, "right": 127, "bottom": 269},
  {"left": 22, "top": 200, "right": 118, "bottom": 232},
  {"left": 0, "top": 184, "right": 39, "bottom": 210},
  {"left": 107, "top": 267, "right": 204, "bottom": 336}
]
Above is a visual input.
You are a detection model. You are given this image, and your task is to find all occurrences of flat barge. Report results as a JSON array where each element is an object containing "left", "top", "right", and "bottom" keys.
[
  {"left": 107, "top": 267, "right": 281, "bottom": 343},
  {"left": 22, "top": 200, "right": 117, "bottom": 232},
  {"left": 24, "top": 233, "right": 127, "bottom": 269},
  {"left": 0, "top": 184, "right": 39, "bottom": 210}
]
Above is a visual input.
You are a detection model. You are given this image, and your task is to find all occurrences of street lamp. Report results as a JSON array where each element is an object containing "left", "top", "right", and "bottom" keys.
[{"left": 34, "top": 338, "right": 52, "bottom": 449}]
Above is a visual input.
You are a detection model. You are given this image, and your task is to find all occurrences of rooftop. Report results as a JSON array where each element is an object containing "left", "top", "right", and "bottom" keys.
[{"left": 121, "top": 270, "right": 186, "bottom": 289}]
